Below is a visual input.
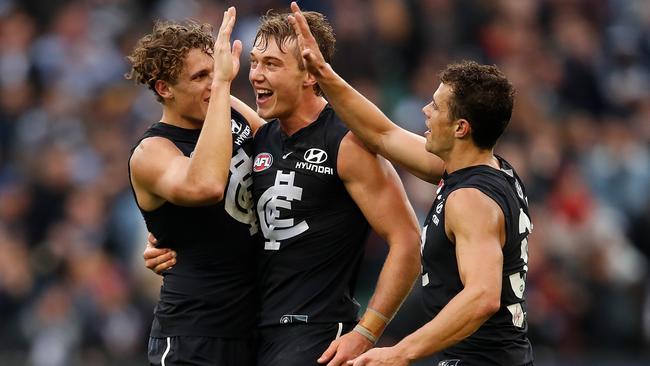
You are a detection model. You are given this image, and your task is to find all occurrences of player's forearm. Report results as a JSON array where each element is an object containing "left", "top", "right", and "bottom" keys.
[
  {"left": 394, "top": 286, "right": 499, "bottom": 361},
  {"left": 361, "top": 235, "right": 420, "bottom": 340},
  {"left": 316, "top": 64, "right": 396, "bottom": 155},
  {"left": 186, "top": 81, "right": 233, "bottom": 198},
  {"left": 230, "top": 95, "right": 265, "bottom": 134}
]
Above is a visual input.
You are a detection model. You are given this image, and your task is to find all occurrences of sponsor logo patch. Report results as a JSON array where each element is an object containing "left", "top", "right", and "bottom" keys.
[
  {"left": 231, "top": 119, "right": 242, "bottom": 134},
  {"left": 303, "top": 148, "right": 328, "bottom": 164}
]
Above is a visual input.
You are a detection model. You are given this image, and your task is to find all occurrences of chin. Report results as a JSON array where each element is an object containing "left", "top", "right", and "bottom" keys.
[{"left": 256, "top": 107, "right": 270, "bottom": 119}]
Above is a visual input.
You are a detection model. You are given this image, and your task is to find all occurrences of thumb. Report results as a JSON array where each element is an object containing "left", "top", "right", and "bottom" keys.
[{"left": 148, "top": 232, "right": 158, "bottom": 246}]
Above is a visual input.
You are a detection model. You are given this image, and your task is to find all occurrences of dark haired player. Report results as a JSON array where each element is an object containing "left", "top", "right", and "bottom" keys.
[{"left": 290, "top": 3, "right": 534, "bottom": 365}]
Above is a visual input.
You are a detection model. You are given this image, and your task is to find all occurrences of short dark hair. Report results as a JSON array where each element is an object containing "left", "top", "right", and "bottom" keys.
[
  {"left": 440, "top": 61, "right": 515, "bottom": 149},
  {"left": 126, "top": 21, "right": 213, "bottom": 103},
  {"left": 254, "top": 10, "right": 336, "bottom": 96}
]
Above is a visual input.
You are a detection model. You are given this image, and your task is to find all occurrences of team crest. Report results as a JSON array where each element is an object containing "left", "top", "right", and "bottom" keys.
[{"left": 254, "top": 152, "right": 273, "bottom": 172}]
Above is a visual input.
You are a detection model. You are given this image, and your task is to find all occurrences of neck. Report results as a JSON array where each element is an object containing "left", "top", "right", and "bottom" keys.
[
  {"left": 278, "top": 96, "right": 328, "bottom": 136},
  {"left": 443, "top": 144, "right": 498, "bottom": 174},
  {"left": 161, "top": 105, "right": 203, "bottom": 130}
]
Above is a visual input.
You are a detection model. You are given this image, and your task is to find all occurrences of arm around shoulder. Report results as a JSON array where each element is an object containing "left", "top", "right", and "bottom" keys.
[{"left": 230, "top": 95, "right": 266, "bottom": 135}]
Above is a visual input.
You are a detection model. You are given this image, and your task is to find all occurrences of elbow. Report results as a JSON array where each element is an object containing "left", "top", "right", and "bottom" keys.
[
  {"left": 474, "top": 291, "right": 500, "bottom": 320},
  {"left": 193, "top": 181, "right": 225, "bottom": 203},
  {"left": 199, "top": 184, "right": 225, "bottom": 203}
]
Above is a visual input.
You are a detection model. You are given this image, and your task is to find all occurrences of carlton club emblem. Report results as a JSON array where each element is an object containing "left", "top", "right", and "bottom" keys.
[
  {"left": 254, "top": 152, "right": 273, "bottom": 172},
  {"left": 303, "top": 148, "right": 328, "bottom": 164}
]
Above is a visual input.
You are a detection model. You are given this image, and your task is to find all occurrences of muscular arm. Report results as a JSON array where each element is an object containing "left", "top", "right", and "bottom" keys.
[
  {"left": 130, "top": 8, "right": 241, "bottom": 209},
  {"left": 288, "top": 2, "right": 443, "bottom": 183},
  {"left": 349, "top": 188, "right": 505, "bottom": 366},
  {"left": 319, "top": 132, "right": 421, "bottom": 366},
  {"left": 397, "top": 188, "right": 505, "bottom": 361}
]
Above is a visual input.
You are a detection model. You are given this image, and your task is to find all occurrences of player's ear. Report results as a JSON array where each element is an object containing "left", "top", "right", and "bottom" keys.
[
  {"left": 303, "top": 72, "right": 317, "bottom": 89},
  {"left": 155, "top": 80, "right": 174, "bottom": 101},
  {"left": 454, "top": 119, "right": 471, "bottom": 138}
]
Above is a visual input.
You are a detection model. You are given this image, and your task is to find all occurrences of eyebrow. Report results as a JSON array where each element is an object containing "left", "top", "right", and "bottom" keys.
[
  {"left": 250, "top": 53, "right": 283, "bottom": 61},
  {"left": 189, "top": 69, "right": 209, "bottom": 79}
]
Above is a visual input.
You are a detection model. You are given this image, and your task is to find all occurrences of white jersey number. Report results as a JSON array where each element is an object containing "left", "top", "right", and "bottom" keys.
[{"left": 507, "top": 208, "right": 532, "bottom": 328}]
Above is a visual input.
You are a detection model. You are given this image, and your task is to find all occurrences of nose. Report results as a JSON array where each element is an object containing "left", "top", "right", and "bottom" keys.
[
  {"left": 207, "top": 71, "right": 214, "bottom": 91},
  {"left": 422, "top": 103, "right": 430, "bottom": 117},
  {"left": 249, "top": 64, "right": 263, "bottom": 83}
]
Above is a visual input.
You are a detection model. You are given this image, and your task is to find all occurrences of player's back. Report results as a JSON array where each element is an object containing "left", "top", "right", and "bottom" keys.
[{"left": 129, "top": 109, "right": 259, "bottom": 339}]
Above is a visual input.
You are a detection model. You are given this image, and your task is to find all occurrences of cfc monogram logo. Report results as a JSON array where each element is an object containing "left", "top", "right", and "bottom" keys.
[
  {"left": 224, "top": 149, "right": 258, "bottom": 234},
  {"left": 257, "top": 171, "right": 309, "bottom": 250}
]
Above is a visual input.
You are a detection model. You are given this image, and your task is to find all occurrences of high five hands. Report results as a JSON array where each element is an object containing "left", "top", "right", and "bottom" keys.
[
  {"left": 212, "top": 6, "right": 242, "bottom": 84},
  {"left": 287, "top": 2, "right": 330, "bottom": 79}
]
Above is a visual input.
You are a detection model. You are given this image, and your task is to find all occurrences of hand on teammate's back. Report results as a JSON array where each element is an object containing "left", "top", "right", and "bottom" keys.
[{"left": 143, "top": 232, "right": 176, "bottom": 274}]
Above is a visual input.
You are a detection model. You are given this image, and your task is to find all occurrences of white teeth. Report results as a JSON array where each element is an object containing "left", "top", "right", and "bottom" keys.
[{"left": 256, "top": 89, "right": 272, "bottom": 96}]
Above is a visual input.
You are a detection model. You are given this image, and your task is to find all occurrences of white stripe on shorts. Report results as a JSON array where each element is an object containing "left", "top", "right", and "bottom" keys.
[
  {"left": 161, "top": 337, "right": 171, "bottom": 366},
  {"left": 335, "top": 322, "right": 343, "bottom": 339}
]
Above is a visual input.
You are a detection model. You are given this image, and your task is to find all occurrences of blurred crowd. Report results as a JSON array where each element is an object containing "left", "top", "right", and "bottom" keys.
[{"left": 0, "top": 0, "right": 649, "bottom": 365}]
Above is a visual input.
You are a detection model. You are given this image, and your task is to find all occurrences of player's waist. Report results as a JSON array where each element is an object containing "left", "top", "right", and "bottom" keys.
[
  {"left": 257, "top": 298, "right": 359, "bottom": 327},
  {"left": 162, "top": 273, "right": 257, "bottom": 298}
]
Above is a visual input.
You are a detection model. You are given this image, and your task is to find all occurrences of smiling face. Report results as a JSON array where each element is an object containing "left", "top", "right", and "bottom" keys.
[
  {"left": 248, "top": 36, "right": 310, "bottom": 121},
  {"left": 166, "top": 48, "right": 214, "bottom": 126},
  {"left": 422, "top": 82, "right": 457, "bottom": 156}
]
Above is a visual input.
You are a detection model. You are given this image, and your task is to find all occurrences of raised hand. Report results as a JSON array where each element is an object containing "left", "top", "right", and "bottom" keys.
[
  {"left": 212, "top": 6, "right": 242, "bottom": 84},
  {"left": 287, "top": 1, "right": 328, "bottom": 78}
]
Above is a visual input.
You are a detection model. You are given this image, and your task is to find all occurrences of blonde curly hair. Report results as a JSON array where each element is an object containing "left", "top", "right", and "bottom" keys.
[{"left": 126, "top": 21, "right": 213, "bottom": 102}]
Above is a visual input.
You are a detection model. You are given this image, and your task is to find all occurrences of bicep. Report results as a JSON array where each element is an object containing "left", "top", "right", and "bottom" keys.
[
  {"left": 339, "top": 133, "right": 420, "bottom": 241},
  {"left": 130, "top": 137, "right": 194, "bottom": 206},
  {"left": 446, "top": 189, "right": 504, "bottom": 290},
  {"left": 381, "top": 129, "right": 444, "bottom": 184}
]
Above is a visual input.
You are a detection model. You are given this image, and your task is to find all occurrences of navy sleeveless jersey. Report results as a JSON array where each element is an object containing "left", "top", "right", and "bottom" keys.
[
  {"left": 128, "top": 108, "right": 260, "bottom": 338},
  {"left": 421, "top": 156, "right": 534, "bottom": 365},
  {"left": 252, "top": 105, "right": 370, "bottom": 327}
]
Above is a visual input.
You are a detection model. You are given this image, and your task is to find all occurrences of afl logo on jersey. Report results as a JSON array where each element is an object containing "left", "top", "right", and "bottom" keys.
[
  {"left": 254, "top": 153, "right": 273, "bottom": 172},
  {"left": 304, "top": 148, "right": 328, "bottom": 164}
]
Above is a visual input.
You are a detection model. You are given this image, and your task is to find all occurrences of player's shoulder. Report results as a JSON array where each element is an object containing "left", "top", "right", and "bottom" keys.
[{"left": 130, "top": 136, "right": 178, "bottom": 168}]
